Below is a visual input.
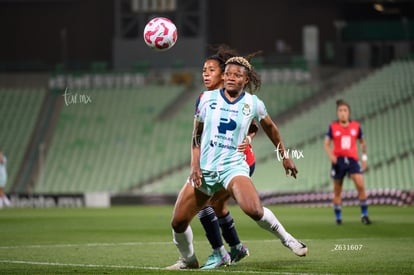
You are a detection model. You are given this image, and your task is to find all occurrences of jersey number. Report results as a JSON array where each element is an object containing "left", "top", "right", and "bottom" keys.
[
  {"left": 341, "top": 135, "right": 351, "bottom": 150},
  {"left": 218, "top": 118, "right": 237, "bottom": 134}
]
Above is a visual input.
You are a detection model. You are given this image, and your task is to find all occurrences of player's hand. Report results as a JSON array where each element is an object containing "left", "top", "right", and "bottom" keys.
[
  {"left": 189, "top": 166, "right": 203, "bottom": 188},
  {"left": 361, "top": 160, "right": 368, "bottom": 172},
  {"left": 282, "top": 158, "right": 298, "bottom": 179},
  {"left": 330, "top": 155, "right": 337, "bottom": 164},
  {"left": 237, "top": 136, "right": 251, "bottom": 152}
]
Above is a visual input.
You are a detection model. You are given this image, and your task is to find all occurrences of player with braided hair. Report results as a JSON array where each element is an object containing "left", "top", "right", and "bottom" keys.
[
  {"left": 167, "top": 54, "right": 308, "bottom": 270},
  {"left": 197, "top": 45, "right": 257, "bottom": 269}
]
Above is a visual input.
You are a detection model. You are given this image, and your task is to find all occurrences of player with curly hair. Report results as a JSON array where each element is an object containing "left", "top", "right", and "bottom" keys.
[
  {"left": 197, "top": 45, "right": 257, "bottom": 269},
  {"left": 166, "top": 54, "right": 308, "bottom": 270}
]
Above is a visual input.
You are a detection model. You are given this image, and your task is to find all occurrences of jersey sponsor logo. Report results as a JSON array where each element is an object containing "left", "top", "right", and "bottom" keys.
[
  {"left": 209, "top": 139, "right": 237, "bottom": 150},
  {"left": 217, "top": 118, "right": 237, "bottom": 134},
  {"left": 341, "top": 136, "right": 352, "bottom": 150},
  {"left": 218, "top": 143, "right": 237, "bottom": 150},
  {"left": 208, "top": 118, "right": 238, "bottom": 151},
  {"left": 219, "top": 107, "right": 238, "bottom": 114},
  {"left": 214, "top": 134, "right": 234, "bottom": 142}
]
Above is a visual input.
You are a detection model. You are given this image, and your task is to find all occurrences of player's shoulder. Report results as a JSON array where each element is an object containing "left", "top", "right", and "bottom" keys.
[
  {"left": 197, "top": 89, "right": 214, "bottom": 102},
  {"left": 244, "top": 92, "right": 259, "bottom": 100},
  {"left": 244, "top": 92, "right": 264, "bottom": 106},
  {"left": 199, "top": 89, "right": 220, "bottom": 99},
  {"left": 349, "top": 120, "right": 361, "bottom": 127}
]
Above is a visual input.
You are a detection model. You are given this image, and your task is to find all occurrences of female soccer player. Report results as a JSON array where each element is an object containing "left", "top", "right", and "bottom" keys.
[
  {"left": 197, "top": 46, "right": 256, "bottom": 269},
  {"left": 166, "top": 56, "right": 308, "bottom": 270},
  {"left": 324, "top": 99, "right": 371, "bottom": 225}
]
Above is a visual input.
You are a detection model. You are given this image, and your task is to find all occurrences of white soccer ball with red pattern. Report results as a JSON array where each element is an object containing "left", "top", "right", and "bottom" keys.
[{"left": 143, "top": 17, "right": 177, "bottom": 51}]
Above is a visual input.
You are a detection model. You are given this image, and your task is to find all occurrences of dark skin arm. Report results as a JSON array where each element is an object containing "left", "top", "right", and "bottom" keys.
[{"left": 190, "top": 119, "right": 203, "bottom": 187}]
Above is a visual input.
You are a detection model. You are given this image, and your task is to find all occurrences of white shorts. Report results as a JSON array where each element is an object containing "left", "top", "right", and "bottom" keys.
[
  {"left": 189, "top": 162, "right": 250, "bottom": 196},
  {"left": 0, "top": 176, "right": 6, "bottom": 188}
]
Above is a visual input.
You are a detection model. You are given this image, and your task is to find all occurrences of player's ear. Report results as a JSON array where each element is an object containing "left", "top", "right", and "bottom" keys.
[{"left": 244, "top": 76, "right": 249, "bottom": 86}]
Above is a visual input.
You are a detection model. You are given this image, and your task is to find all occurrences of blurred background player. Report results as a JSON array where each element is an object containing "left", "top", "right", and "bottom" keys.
[
  {"left": 0, "top": 150, "right": 11, "bottom": 208},
  {"left": 324, "top": 99, "right": 371, "bottom": 225},
  {"left": 197, "top": 45, "right": 257, "bottom": 269}
]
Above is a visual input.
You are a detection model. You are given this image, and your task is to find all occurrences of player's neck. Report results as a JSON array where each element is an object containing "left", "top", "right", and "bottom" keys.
[
  {"left": 224, "top": 89, "right": 242, "bottom": 102},
  {"left": 339, "top": 120, "right": 349, "bottom": 127}
]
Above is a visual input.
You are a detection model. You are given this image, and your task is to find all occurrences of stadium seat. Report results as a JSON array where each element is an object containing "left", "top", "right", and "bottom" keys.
[{"left": 0, "top": 89, "right": 47, "bottom": 192}]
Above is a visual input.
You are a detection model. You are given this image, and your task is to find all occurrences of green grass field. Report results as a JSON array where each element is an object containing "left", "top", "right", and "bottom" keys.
[{"left": 0, "top": 205, "right": 413, "bottom": 274}]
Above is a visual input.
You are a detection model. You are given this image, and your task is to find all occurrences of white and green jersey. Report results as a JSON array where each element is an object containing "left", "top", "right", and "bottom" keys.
[{"left": 194, "top": 88, "right": 268, "bottom": 171}]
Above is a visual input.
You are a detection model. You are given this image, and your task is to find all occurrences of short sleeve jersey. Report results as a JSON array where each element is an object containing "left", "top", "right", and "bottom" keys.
[
  {"left": 194, "top": 89, "right": 267, "bottom": 171},
  {"left": 326, "top": 120, "right": 363, "bottom": 160}
]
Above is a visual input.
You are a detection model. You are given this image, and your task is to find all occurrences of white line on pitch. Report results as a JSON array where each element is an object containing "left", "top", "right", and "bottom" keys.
[
  {"left": 0, "top": 241, "right": 170, "bottom": 249},
  {"left": 0, "top": 260, "right": 159, "bottom": 270},
  {"left": 0, "top": 240, "right": 278, "bottom": 250},
  {"left": 0, "top": 259, "right": 328, "bottom": 275}
]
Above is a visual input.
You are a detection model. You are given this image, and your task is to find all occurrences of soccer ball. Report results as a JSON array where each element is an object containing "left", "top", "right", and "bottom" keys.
[{"left": 143, "top": 17, "right": 177, "bottom": 51}]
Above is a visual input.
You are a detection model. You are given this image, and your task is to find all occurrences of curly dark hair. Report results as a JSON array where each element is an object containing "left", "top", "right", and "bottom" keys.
[
  {"left": 225, "top": 51, "right": 262, "bottom": 94},
  {"left": 205, "top": 44, "right": 239, "bottom": 72}
]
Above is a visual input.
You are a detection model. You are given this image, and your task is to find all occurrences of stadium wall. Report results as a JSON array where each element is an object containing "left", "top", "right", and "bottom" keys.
[
  {"left": 5, "top": 190, "right": 413, "bottom": 208},
  {"left": 0, "top": 73, "right": 48, "bottom": 89},
  {"left": 113, "top": 37, "right": 206, "bottom": 70}
]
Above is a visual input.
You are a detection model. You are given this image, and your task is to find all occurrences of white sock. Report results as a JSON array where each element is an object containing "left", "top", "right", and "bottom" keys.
[
  {"left": 173, "top": 226, "right": 195, "bottom": 261},
  {"left": 256, "top": 207, "right": 291, "bottom": 243},
  {"left": 213, "top": 245, "right": 227, "bottom": 256}
]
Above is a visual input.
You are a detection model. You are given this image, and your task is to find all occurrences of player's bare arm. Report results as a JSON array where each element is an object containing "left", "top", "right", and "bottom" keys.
[
  {"left": 324, "top": 137, "right": 337, "bottom": 164},
  {"left": 260, "top": 115, "right": 298, "bottom": 178},
  {"left": 359, "top": 137, "right": 368, "bottom": 171},
  {"left": 359, "top": 137, "right": 367, "bottom": 155},
  {"left": 190, "top": 120, "right": 203, "bottom": 187}
]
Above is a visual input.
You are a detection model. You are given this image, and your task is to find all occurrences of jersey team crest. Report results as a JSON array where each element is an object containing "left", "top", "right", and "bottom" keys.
[{"left": 242, "top": 104, "right": 251, "bottom": 116}]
